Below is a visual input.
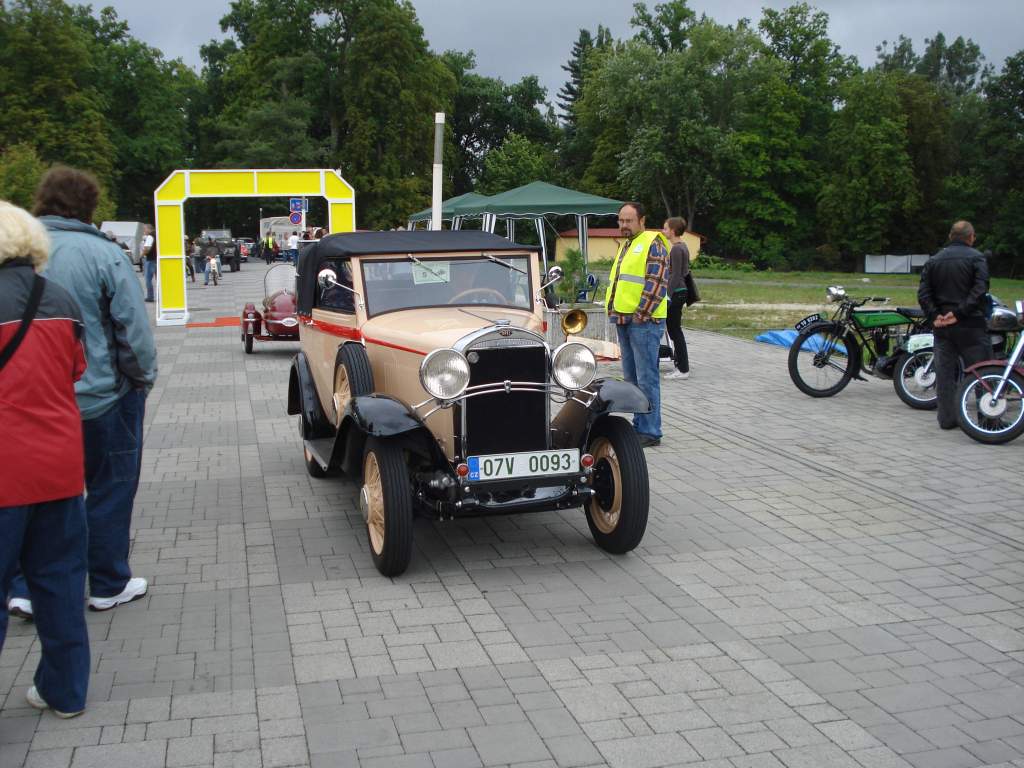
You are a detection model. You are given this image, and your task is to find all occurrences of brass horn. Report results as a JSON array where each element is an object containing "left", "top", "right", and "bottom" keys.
[{"left": 560, "top": 308, "right": 588, "bottom": 336}]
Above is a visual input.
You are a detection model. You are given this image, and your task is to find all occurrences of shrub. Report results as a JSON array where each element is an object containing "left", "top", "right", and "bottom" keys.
[{"left": 555, "top": 247, "right": 587, "bottom": 303}]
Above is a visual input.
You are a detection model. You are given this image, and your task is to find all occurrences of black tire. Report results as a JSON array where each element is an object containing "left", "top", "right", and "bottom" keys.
[
  {"left": 244, "top": 332, "right": 254, "bottom": 354},
  {"left": 212, "top": 270, "right": 218, "bottom": 286},
  {"left": 956, "top": 366, "right": 1024, "bottom": 445},
  {"left": 303, "top": 443, "right": 328, "bottom": 478},
  {"left": 585, "top": 416, "right": 649, "bottom": 554},
  {"left": 893, "top": 350, "right": 937, "bottom": 410},
  {"left": 787, "top": 323, "right": 856, "bottom": 397},
  {"left": 362, "top": 437, "right": 413, "bottom": 576}
]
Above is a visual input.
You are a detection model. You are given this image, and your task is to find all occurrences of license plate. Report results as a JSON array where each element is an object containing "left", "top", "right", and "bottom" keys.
[
  {"left": 906, "top": 333, "right": 933, "bottom": 353},
  {"left": 467, "top": 449, "right": 580, "bottom": 482},
  {"left": 795, "top": 313, "right": 821, "bottom": 331}
]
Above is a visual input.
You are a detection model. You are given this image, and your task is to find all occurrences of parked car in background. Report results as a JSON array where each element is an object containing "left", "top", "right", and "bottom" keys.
[
  {"left": 287, "top": 230, "right": 654, "bottom": 576},
  {"left": 199, "top": 229, "right": 240, "bottom": 272},
  {"left": 237, "top": 237, "right": 255, "bottom": 263}
]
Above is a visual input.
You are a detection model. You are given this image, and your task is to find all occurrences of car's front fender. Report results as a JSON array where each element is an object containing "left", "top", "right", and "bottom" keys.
[
  {"left": 550, "top": 378, "right": 650, "bottom": 449},
  {"left": 334, "top": 395, "right": 447, "bottom": 477}
]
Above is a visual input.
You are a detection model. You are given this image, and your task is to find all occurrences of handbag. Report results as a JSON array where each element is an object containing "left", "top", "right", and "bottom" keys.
[
  {"left": 0, "top": 274, "right": 45, "bottom": 371},
  {"left": 683, "top": 271, "right": 700, "bottom": 306}
]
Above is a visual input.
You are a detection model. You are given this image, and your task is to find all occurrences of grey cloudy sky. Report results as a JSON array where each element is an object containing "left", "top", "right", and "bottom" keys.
[{"left": 104, "top": 0, "right": 1020, "bottom": 101}]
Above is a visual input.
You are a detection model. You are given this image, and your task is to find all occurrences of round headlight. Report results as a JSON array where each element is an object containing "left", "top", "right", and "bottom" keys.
[
  {"left": 551, "top": 342, "right": 597, "bottom": 391},
  {"left": 420, "top": 348, "right": 470, "bottom": 400}
]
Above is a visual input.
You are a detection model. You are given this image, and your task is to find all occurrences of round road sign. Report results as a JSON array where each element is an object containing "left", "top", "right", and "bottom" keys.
[{"left": 289, "top": 212, "right": 302, "bottom": 225}]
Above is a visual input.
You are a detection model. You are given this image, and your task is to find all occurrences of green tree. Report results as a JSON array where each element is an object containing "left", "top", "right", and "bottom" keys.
[
  {"left": 478, "top": 133, "right": 556, "bottom": 194},
  {"left": 630, "top": 0, "right": 695, "bottom": 54},
  {"left": 0, "top": 143, "right": 47, "bottom": 210},
  {"left": 916, "top": 32, "right": 989, "bottom": 94},
  {"left": 71, "top": 6, "right": 199, "bottom": 219},
  {"left": 980, "top": 51, "right": 1024, "bottom": 264},
  {"left": 442, "top": 51, "right": 556, "bottom": 194},
  {"left": 0, "top": 0, "right": 115, "bottom": 189},
  {"left": 818, "top": 70, "right": 919, "bottom": 262}
]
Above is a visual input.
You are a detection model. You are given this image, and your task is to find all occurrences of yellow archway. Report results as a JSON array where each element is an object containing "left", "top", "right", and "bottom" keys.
[{"left": 153, "top": 168, "right": 356, "bottom": 326}]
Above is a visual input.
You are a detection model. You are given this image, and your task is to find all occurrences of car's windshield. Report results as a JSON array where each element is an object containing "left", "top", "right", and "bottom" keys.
[
  {"left": 203, "top": 230, "right": 231, "bottom": 240},
  {"left": 360, "top": 255, "right": 532, "bottom": 317}
]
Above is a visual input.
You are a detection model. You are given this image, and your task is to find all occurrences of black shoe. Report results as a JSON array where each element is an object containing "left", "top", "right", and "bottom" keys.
[
  {"left": 637, "top": 434, "right": 661, "bottom": 447},
  {"left": 939, "top": 423, "right": 958, "bottom": 430},
  {"left": 144, "top": 298, "right": 154, "bottom": 303}
]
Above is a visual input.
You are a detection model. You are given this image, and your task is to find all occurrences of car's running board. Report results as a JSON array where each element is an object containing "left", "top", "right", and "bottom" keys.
[{"left": 304, "top": 438, "right": 334, "bottom": 471}]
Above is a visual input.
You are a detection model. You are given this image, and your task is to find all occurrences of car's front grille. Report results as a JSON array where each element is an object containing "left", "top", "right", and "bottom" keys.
[{"left": 463, "top": 345, "right": 547, "bottom": 457}]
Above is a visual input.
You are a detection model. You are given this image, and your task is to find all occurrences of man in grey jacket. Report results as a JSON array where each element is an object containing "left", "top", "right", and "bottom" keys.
[{"left": 9, "top": 167, "right": 157, "bottom": 616}]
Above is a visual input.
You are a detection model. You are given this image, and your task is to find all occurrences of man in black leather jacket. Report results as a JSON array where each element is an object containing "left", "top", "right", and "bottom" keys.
[{"left": 917, "top": 220, "right": 991, "bottom": 429}]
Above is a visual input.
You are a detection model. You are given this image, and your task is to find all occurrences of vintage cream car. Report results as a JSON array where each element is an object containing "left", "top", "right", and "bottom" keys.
[{"left": 287, "top": 231, "right": 652, "bottom": 576}]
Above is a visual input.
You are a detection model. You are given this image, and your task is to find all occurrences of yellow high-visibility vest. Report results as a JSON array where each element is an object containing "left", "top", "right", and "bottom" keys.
[{"left": 605, "top": 230, "right": 670, "bottom": 319}]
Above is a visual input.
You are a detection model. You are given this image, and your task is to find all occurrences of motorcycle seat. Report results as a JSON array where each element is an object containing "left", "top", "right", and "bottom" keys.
[{"left": 897, "top": 307, "right": 924, "bottom": 319}]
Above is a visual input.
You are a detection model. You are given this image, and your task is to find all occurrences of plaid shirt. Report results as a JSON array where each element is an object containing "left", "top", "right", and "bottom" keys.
[{"left": 607, "top": 235, "right": 669, "bottom": 324}]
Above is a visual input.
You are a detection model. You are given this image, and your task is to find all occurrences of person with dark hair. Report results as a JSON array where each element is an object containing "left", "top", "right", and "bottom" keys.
[
  {"left": 0, "top": 200, "right": 90, "bottom": 718},
  {"left": 12, "top": 166, "right": 158, "bottom": 615},
  {"left": 663, "top": 216, "right": 690, "bottom": 380},
  {"left": 606, "top": 202, "right": 670, "bottom": 447},
  {"left": 918, "top": 219, "right": 992, "bottom": 430},
  {"left": 141, "top": 224, "right": 157, "bottom": 302}
]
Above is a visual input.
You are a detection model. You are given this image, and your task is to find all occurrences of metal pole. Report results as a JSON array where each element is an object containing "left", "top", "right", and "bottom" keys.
[{"left": 431, "top": 113, "right": 445, "bottom": 231}]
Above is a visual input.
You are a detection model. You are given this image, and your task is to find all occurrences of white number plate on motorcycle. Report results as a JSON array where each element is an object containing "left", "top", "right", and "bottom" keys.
[
  {"left": 794, "top": 313, "right": 821, "bottom": 331},
  {"left": 906, "top": 333, "right": 933, "bottom": 353},
  {"left": 468, "top": 449, "right": 580, "bottom": 482}
]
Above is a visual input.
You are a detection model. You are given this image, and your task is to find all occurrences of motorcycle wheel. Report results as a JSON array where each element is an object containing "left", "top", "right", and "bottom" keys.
[
  {"left": 244, "top": 331, "right": 254, "bottom": 354},
  {"left": 212, "top": 270, "right": 219, "bottom": 286},
  {"left": 956, "top": 366, "right": 1024, "bottom": 444},
  {"left": 893, "top": 350, "right": 937, "bottom": 410},
  {"left": 787, "top": 323, "right": 856, "bottom": 397}
]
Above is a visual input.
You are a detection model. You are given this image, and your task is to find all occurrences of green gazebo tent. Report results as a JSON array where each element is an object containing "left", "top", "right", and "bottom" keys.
[
  {"left": 458, "top": 181, "right": 622, "bottom": 270},
  {"left": 407, "top": 192, "right": 489, "bottom": 228}
]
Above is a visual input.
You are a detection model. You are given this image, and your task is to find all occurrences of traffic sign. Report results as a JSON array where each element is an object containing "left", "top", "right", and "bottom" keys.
[
  {"left": 289, "top": 198, "right": 303, "bottom": 213},
  {"left": 288, "top": 212, "right": 302, "bottom": 225}
]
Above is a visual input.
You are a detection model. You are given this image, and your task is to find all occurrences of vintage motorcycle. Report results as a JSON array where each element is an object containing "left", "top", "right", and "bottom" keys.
[
  {"left": 954, "top": 299, "right": 1024, "bottom": 444},
  {"left": 892, "top": 299, "right": 1021, "bottom": 410},
  {"left": 788, "top": 286, "right": 930, "bottom": 397}
]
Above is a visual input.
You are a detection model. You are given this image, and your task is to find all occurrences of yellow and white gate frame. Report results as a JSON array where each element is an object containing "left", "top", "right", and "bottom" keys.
[{"left": 153, "top": 168, "right": 356, "bottom": 326}]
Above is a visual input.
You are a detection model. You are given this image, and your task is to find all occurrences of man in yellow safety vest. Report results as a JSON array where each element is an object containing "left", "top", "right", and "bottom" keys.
[{"left": 605, "top": 202, "right": 670, "bottom": 447}]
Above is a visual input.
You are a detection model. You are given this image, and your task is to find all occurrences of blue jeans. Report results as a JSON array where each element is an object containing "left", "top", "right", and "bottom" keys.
[
  {"left": 144, "top": 259, "right": 156, "bottom": 300},
  {"left": 616, "top": 319, "right": 663, "bottom": 439},
  {"left": 1, "top": 496, "right": 90, "bottom": 713},
  {"left": 12, "top": 389, "right": 145, "bottom": 600}
]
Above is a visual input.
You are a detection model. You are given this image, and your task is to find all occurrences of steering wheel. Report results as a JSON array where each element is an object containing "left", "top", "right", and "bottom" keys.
[{"left": 448, "top": 288, "right": 507, "bottom": 305}]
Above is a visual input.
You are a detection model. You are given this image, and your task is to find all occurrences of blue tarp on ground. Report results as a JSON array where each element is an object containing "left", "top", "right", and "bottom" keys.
[{"left": 756, "top": 329, "right": 847, "bottom": 354}]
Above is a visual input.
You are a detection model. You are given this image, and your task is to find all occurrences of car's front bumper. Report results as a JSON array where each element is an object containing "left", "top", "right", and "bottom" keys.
[{"left": 433, "top": 474, "right": 594, "bottom": 518}]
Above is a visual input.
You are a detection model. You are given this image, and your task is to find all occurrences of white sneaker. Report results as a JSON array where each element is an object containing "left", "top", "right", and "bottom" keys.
[
  {"left": 88, "top": 577, "right": 148, "bottom": 612},
  {"left": 26, "top": 685, "right": 83, "bottom": 719},
  {"left": 666, "top": 370, "right": 690, "bottom": 380},
  {"left": 7, "top": 597, "right": 32, "bottom": 620}
]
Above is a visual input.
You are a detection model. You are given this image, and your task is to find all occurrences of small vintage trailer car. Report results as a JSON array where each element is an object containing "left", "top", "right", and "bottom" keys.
[
  {"left": 287, "top": 231, "right": 653, "bottom": 576},
  {"left": 241, "top": 263, "right": 300, "bottom": 353}
]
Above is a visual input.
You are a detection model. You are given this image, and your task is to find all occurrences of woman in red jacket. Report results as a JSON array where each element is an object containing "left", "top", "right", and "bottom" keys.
[{"left": 0, "top": 200, "right": 90, "bottom": 718}]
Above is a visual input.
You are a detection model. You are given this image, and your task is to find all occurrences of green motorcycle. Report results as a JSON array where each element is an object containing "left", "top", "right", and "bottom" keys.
[{"left": 788, "top": 286, "right": 930, "bottom": 398}]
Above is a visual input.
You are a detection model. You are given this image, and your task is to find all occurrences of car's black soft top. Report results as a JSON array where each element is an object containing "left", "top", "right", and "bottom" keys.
[{"left": 296, "top": 230, "right": 539, "bottom": 314}]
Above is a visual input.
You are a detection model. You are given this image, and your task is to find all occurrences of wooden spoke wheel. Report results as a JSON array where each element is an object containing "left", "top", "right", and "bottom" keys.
[
  {"left": 361, "top": 437, "right": 413, "bottom": 576},
  {"left": 584, "top": 416, "right": 649, "bottom": 553}
]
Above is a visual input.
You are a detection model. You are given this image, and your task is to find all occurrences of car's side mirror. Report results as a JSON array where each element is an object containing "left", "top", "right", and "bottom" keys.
[
  {"left": 539, "top": 266, "right": 563, "bottom": 292},
  {"left": 317, "top": 268, "right": 338, "bottom": 290}
]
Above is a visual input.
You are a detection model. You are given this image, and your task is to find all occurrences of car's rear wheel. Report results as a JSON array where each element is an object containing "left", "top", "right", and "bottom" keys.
[
  {"left": 362, "top": 437, "right": 413, "bottom": 576},
  {"left": 333, "top": 344, "right": 374, "bottom": 425},
  {"left": 585, "top": 416, "right": 649, "bottom": 554}
]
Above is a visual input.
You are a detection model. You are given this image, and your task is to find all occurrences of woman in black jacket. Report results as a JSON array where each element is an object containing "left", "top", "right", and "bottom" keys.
[{"left": 662, "top": 217, "right": 690, "bottom": 380}]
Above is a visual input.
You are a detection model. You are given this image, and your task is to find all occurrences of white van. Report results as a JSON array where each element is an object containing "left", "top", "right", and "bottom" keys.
[{"left": 100, "top": 221, "right": 146, "bottom": 269}]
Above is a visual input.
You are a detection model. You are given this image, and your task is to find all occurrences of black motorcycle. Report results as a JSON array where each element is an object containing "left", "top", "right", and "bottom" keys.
[{"left": 788, "top": 286, "right": 930, "bottom": 397}]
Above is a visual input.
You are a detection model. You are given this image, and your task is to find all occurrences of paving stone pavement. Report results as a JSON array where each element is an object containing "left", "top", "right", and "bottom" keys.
[{"left": 3, "top": 261, "right": 1024, "bottom": 768}]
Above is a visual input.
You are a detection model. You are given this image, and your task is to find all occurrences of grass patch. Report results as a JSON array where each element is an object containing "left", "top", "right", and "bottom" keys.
[{"left": 582, "top": 263, "right": 1024, "bottom": 341}]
